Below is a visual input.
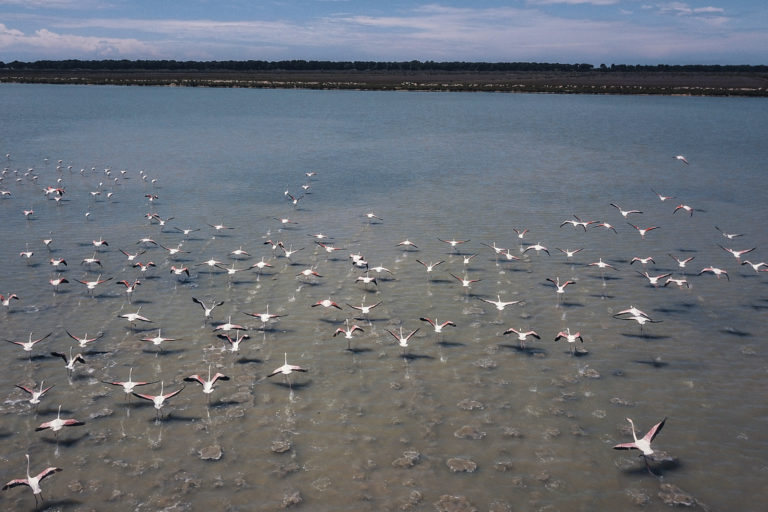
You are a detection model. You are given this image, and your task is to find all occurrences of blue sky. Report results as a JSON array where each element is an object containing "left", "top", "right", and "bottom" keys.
[{"left": 0, "top": 1, "right": 766, "bottom": 65}]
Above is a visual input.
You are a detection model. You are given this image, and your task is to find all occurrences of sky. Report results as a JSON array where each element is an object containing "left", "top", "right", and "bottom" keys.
[{"left": 0, "top": 1, "right": 766, "bottom": 65}]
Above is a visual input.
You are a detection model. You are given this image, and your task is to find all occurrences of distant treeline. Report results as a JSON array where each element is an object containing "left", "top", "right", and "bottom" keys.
[{"left": 2, "top": 59, "right": 766, "bottom": 73}]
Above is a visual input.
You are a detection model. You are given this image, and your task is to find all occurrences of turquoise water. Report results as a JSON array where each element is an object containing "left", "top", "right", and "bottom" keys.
[{"left": 1, "top": 84, "right": 767, "bottom": 510}]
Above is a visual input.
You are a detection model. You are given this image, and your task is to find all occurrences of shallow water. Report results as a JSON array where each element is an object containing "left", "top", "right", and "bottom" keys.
[{"left": 0, "top": 84, "right": 767, "bottom": 511}]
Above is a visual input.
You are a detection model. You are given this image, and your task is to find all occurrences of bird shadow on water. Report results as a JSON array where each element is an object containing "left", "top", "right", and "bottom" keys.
[
  {"left": 720, "top": 327, "right": 752, "bottom": 338},
  {"left": 401, "top": 353, "right": 434, "bottom": 361},
  {"left": 345, "top": 347, "right": 374, "bottom": 355},
  {"left": 634, "top": 359, "right": 670, "bottom": 368},
  {"left": 270, "top": 380, "right": 312, "bottom": 390},
  {"left": 235, "top": 356, "right": 263, "bottom": 365},
  {"left": 498, "top": 344, "right": 548, "bottom": 357},
  {"left": 40, "top": 433, "right": 88, "bottom": 447},
  {"left": 437, "top": 340, "right": 466, "bottom": 348},
  {"left": 621, "top": 333, "right": 671, "bottom": 341}
]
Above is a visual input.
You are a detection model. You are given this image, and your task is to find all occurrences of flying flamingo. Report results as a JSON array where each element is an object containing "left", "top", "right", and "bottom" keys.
[
  {"left": 627, "top": 223, "right": 660, "bottom": 239},
  {"left": 118, "top": 307, "right": 152, "bottom": 329},
  {"left": 523, "top": 242, "right": 549, "bottom": 256},
  {"left": 613, "top": 417, "right": 667, "bottom": 475},
  {"left": 312, "top": 297, "right": 342, "bottom": 310},
  {"left": 243, "top": 305, "right": 286, "bottom": 330},
  {"left": 116, "top": 279, "right": 141, "bottom": 302},
  {"left": 184, "top": 364, "right": 230, "bottom": 401},
  {"left": 213, "top": 315, "right": 246, "bottom": 333},
  {"left": 386, "top": 327, "right": 420, "bottom": 355},
  {"left": 50, "top": 347, "right": 86, "bottom": 376},
  {"left": 610, "top": 203, "right": 642, "bottom": 218},
  {"left": 554, "top": 328, "right": 584, "bottom": 355},
  {"left": 714, "top": 226, "right": 743, "bottom": 240},
  {"left": 502, "top": 328, "right": 540, "bottom": 349},
  {"left": 267, "top": 353, "right": 308, "bottom": 387},
  {"left": 219, "top": 330, "right": 250, "bottom": 354},
  {"left": 674, "top": 155, "right": 689, "bottom": 164},
  {"left": 141, "top": 329, "right": 178, "bottom": 354},
  {"left": 103, "top": 367, "right": 155, "bottom": 400},
  {"left": 347, "top": 299, "right": 382, "bottom": 322},
  {"left": 546, "top": 277, "right": 575, "bottom": 303},
  {"left": 192, "top": 297, "right": 224, "bottom": 322},
  {"left": 651, "top": 188, "right": 675, "bottom": 202},
  {"left": 132, "top": 381, "right": 184, "bottom": 420},
  {"left": 65, "top": 330, "right": 103, "bottom": 349},
  {"left": 35, "top": 404, "right": 84, "bottom": 439},
  {"left": 2, "top": 454, "right": 61, "bottom": 506},
  {"left": 673, "top": 204, "right": 693, "bottom": 216},
  {"left": 6, "top": 332, "right": 52, "bottom": 358},
  {"left": 718, "top": 244, "right": 755, "bottom": 263},
  {"left": 478, "top": 295, "right": 521, "bottom": 311},
  {"left": 15, "top": 381, "right": 54, "bottom": 407},
  {"left": 415, "top": 259, "right": 445, "bottom": 278},
  {"left": 333, "top": 319, "right": 365, "bottom": 350},
  {"left": 698, "top": 266, "right": 729, "bottom": 280},
  {"left": 636, "top": 271, "right": 672, "bottom": 287}
]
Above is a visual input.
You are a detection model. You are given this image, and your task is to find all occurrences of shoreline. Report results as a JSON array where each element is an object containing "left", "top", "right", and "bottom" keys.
[{"left": 2, "top": 69, "right": 767, "bottom": 96}]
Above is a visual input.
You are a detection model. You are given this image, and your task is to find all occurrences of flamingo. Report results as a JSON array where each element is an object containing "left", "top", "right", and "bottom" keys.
[
  {"left": 386, "top": 326, "right": 420, "bottom": 354},
  {"left": 132, "top": 381, "right": 184, "bottom": 420},
  {"left": 141, "top": 329, "right": 177, "bottom": 353},
  {"left": 35, "top": 404, "right": 84, "bottom": 438},
  {"left": 419, "top": 317, "right": 456, "bottom": 339},
  {"left": 698, "top": 266, "right": 729, "bottom": 280},
  {"left": 48, "top": 274, "right": 69, "bottom": 292},
  {"left": 243, "top": 305, "right": 286, "bottom": 329},
  {"left": 75, "top": 274, "right": 112, "bottom": 295},
  {"left": 267, "top": 353, "right": 308, "bottom": 386},
  {"left": 554, "top": 328, "right": 584, "bottom": 355},
  {"left": 15, "top": 381, "right": 54, "bottom": 406},
  {"left": 450, "top": 273, "right": 481, "bottom": 291},
  {"left": 668, "top": 254, "right": 695, "bottom": 272},
  {"left": 718, "top": 244, "right": 755, "bottom": 263},
  {"left": 651, "top": 188, "right": 675, "bottom": 202},
  {"left": 416, "top": 259, "right": 445, "bottom": 278},
  {"left": 628, "top": 223, "right": 660, "bottom": 239},
  {"left": 103, "top": 368, "right": 155, "bottom": 399},
  {"left": 192, "top": 297, "right": 224, "bottom": 322},
  {"left": 312, "top": 297, "right": 342, "bottom": 310},
  {"left": 674, "top": 154, "right": 689, "bottom": 164},
  {"left": 502, "top": 328, "right": 540, "bottom": 349},
  {"left": 523, "top": 242, "right": 549, "bottom": 256},
  {"left": 546, "top": 277, "right": 575, "bottom": 298},
  {"left": 184, "top": 364, "right": 229, "bottom": 400},
  {"left": 213, "top": 315, "right": 246, "bottom": 333},
  {"left": 219, "top": 330, "right": 250, "bottom": 354},
  {"left": 636, "top": 271, "right": 671, "bottom": 287},
  {"left": 333, "top": 319, "right": 364, "bottom": 350},
  {"left": 613, "top": 417, "right": 667, "bottom": 474},
  {"left": 119, "top": 307, "right": 152, "bottom": 329},
  {"left": 673, "top": 204, "right": 693, "bottom": 216},
  {"left": 65, "top": 330, "right": 103, "bottom": 349},
  {"left": 556, "top": 248, "right": 583, "bottom": 259},
  {"left": 610, "top": 203, "right": 642, "bottom": 218},
  {"left": 347, "top": 299, "right": 382, "bottom": 321},
  {"left": 741, "top": 260, "right": 767, "bottom": 273},
  {"left": 396, "top": 239, "right": 418, "bottom": 249},
  {"left": 630, "top": 256, "right": 655, "bottom": 266},
  {"left": 664, "top": 277, "right": 690, "bottom": 289},
  {"left": 714, "top": 226, "right": 743, "bottom": 240},
  {"left": 478, "top": 295, "right": 521, "bottom": 311},
  {"left": 560, "top": 215, "right": 596, "bottom": 231},
  {"left": 1, "top": 293, "right": 20, "bottom": 308},
  {"left": 2, "top": 454, "right": 61, "bottom": 506},
  {"left": 6, "top": 332, "right": 52, "bottom": 358},
  {"left": 116, "top": 279, "right": 141, "bottom": 302}
]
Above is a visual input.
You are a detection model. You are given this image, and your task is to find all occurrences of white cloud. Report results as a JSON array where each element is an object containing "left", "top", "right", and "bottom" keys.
[{"left": 0, "top": 23, "right": 157, "bottom": 58}]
